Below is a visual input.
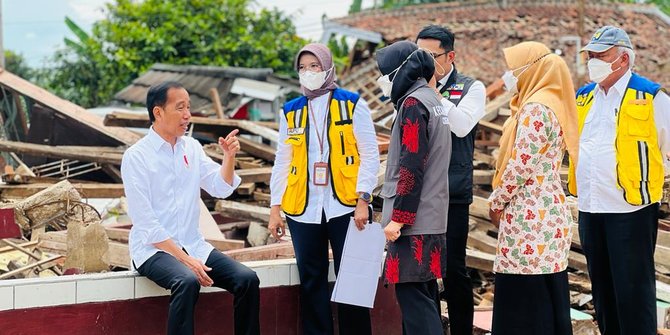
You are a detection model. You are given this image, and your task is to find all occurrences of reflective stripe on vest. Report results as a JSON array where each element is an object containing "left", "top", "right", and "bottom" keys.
[
  {"left": 567, "top": 73, "right": 663, "bottom": 205},
  {"left": 280, "top": 89, "right": 361, "bottom": 216}
]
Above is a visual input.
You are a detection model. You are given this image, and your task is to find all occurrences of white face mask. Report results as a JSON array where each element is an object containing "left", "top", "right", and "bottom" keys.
[
  {"left": 299, "top": 66, "right": 332, "bottom": 91},
  {"left": 501, "top": 63, "right": 530, "bottom": 94},
  {"left": 377, "top": 48, "right": 440, "bottom": 98},
  {"left": 376, "top": 56, "right": 409, "bottom": 98},
  {"left": 587, "top": 54, "right": 622, "bottom": 84},
  {"left": 377, "top": 75, "right": 393, "bottom": 98}
]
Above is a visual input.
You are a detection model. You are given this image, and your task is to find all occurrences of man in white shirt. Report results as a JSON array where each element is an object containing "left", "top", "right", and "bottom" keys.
[
  {"left": 121, "top": 81, "right": 260, "bottom": 335},
  {"left": 569, "top": 26, "right": 670, "bottom": 334},
  {"left": 416, "top": 25, "right": 486, "bottom": 335}
]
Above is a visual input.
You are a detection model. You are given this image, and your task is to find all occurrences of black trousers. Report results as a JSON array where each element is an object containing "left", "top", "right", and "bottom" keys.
[
  {"left": 395, "top": 279, "right": 444, "bottom": 335},
  {"left": 137, "top": 250, "right": 260, "bottom": 335},
  {"left": 492, "top": 271, "right": 572, "bottom": 335},
  {"left": 441, "top": 202, "right": 474, "bottom": 335},
  {"left": 287, "top": 211, "right": 372, "bottom": 335},
  {"left": 578, "top": 204, "right": 658, "bottom": 335}
]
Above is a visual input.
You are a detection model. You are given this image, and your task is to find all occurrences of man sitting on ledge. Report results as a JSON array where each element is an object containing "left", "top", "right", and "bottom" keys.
[{"left": 121, "top": 81, "right": 260, "bottom": 335}]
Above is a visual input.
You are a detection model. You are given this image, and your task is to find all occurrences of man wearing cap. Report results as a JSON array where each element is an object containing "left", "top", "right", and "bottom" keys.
[{"left": 567, "top": 26, "right": 670, "bottom": 334}]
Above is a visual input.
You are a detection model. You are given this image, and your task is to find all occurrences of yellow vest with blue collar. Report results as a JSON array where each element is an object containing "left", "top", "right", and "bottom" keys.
[
  {"left": 280, "top": 88, "right": 362, "bottom": 216},
  {"left": 567, "top": 73, "right": 664, "bottom": 205}
]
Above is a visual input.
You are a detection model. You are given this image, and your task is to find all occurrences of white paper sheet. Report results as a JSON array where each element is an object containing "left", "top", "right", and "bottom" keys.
[{"left": 330, "top": 218, "right": 386, "bottom": 308}]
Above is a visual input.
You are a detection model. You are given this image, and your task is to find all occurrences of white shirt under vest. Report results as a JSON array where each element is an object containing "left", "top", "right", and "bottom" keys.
[{"left": 270, "top": 92, "right": 380, "bottom": 224}]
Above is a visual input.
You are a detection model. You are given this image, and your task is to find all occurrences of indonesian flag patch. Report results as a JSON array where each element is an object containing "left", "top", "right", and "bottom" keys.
[{"left": 448, "top": 90, "right": 462, "bottom": 100}]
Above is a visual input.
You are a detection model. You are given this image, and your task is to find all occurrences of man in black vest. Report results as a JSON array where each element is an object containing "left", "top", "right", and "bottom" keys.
[{"left": 417, "top": 25, "right": 486, "bottom": 335}]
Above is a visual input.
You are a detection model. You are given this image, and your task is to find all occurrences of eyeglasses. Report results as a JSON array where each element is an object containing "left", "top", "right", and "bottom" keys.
[
  {"left": 430, "top": 51, "right": 448, "bottom": 59},
  {"left": 298, "top": 62, "right": 322, "bottom": 73}
]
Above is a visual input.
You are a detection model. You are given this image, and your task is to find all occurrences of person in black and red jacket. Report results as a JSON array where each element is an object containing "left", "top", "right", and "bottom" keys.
[{"left": 376, "top": 40, "right": 452, "bottom": 335}]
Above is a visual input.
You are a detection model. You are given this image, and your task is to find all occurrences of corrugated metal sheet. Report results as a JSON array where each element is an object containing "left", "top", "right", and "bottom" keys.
[{"left": 113, "top": 63, "right": 299, "bottom": 115}]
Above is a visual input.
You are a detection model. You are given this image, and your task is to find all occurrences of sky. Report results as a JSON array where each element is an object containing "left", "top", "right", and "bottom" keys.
[{"left": 2, "top": 0, "right": 374, "bottom": 68}]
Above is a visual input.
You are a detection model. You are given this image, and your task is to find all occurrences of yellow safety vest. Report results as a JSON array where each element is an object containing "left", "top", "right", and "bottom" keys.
[
  {"left": 280, "top": 88, "right": 362, "bottom": 216},
  {"left": 567, "top": 73, "right": 664, "bottom": 205}
]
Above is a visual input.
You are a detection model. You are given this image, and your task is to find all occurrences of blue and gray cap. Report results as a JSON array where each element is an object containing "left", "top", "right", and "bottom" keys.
[{"left": 581, "top": 26, "right": 633, "bottom": 53}]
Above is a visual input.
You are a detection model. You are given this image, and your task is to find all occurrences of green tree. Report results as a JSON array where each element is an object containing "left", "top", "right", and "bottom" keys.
[
  {"left": 350, "top": 0, "right": 363, "bottom": 13},
  {"left": 4, "top": 50, "right": 33, "bottom": 80},
  {"left": 45, "top": 0, "right": 306, "bottom": 108},
  {"left": 610, "top": 0, "right": 669, "bottom": 14}
]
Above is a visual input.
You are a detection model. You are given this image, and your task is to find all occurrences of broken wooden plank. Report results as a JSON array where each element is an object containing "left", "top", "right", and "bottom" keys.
[
  {"left": 478, "top": 120, "right": 503, "bottom": 135},
  {"left": 236, "top": 167, "right": 272, "bottom": 184},
  {"left": 236, "top": 183, "right": 256, "bottom": 196},
  {"left": 0, "top": 240, "right": 38, "bottom": 253},
  {"left": 209, "top": 88, "right": 225, "bottom": 119},
  {"left": 216, "top": 200, "right": 271, "bottom": 223},
  {"left": 0, "top": 183, "right": 125, "bottom": 199},
  {"left": 253, "top": 191, "right": 271, "bottom": 203},
  {"left": 473, "top": 170, "right": 494, "bottom": 186},
  {"left": 0, "top": 254, "right": 63, "bottom": 279},
  {"left": 238, "top": 137, "right": 276, "bottom": 162},
  {"left": 224, "top": 242, "right": 295, "bottom": 262},
  {"left": 465, "top": 248, "right": 495, "bottom": 272},
  {"left": 0, "top": 140, "right": 124, "bottom": 165},
  {"left": 0, "top": 69, "right": 142, "bottom": 146},
  {"left": 104, "top": 112, "right": 279, "bottom": 143},
  {"left": 207, "top": 237, "right": 245, "bottom": 251}
]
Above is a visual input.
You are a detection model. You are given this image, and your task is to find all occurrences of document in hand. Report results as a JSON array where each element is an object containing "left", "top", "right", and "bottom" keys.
[{"left": 330, "top": 217, "right": 386, "bottom": 308}]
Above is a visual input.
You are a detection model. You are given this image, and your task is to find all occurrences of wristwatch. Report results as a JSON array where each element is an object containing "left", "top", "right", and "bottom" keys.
[{"left": 358, "top": 192, "right": 372, "bottom": 203}]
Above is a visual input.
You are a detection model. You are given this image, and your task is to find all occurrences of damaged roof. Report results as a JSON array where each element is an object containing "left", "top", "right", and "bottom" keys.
[
  {"left": 113, "top": 63, "right": 299, "bottom": 115},
  {"left": 334, "top": 1, "right": 670, "bottom": 87}
]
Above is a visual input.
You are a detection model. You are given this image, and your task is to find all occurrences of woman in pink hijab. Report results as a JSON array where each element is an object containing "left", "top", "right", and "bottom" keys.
[{"left": 268, "top": 43, "right": 380, "bottom": 335}]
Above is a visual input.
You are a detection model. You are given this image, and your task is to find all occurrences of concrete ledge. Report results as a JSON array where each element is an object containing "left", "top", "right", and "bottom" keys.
[{"left": 0, "top": 258, "right": 336, "bottom": 311}]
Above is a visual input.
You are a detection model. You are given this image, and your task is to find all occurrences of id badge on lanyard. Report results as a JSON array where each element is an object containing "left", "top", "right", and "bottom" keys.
[
  {"left": 313, "top": 162, "right": 329, "bottom": 186},
  {"left": 309, "top": 100, "right": 331, "bottom": 186}
]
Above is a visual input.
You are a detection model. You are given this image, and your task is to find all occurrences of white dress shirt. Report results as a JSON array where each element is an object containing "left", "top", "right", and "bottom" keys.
[
  {"left": 438, "top": 67, "right": 487, "bottom": 137},
  {"left": 576, "top": 70, "right": 670, "bottom": 213},
  {"left": 122, "top": 128, "right": 241, "bottom": 268},
  {"left": 270, "top": 92, "right": 380, "bottom": 224}
]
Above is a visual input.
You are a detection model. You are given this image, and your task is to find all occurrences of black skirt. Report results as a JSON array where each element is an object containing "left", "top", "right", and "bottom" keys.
[
  {"left": 383, "top": 233, "right": 447, "bottom": 285},
  {"left": 492, "top": 270, "right": 572, "bottom": 335}
]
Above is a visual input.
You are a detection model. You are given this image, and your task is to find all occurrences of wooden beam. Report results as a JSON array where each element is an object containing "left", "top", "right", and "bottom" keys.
[
  {"left": 224, "top": 242, "right": 295, "bottom": 262},
  {"left": 471, "top": 195, "right": 490, "bottom": 221},
  {"left": 0, "top": 69, "right": 142, "bottom": 146},
  {"left": 238, "top": 137, "right": 276, "bottom": 162},
  {"left": 12, "top": 91, "right": 29, "bottom": 138},
  {"left": 104, "top": 223, "right": 244, "bottom": 252},
  {"left": 236, "top": 183, "right": 256, "bottom": 195},
  {"left": 207, "top": 237, "right": 245, "bottom": 251},
  {"left": 465, "top": 248, "right": 494, "bottom": 272},
  {"left": 209, "top": 88, "right": 225, "bottom": 119},
  {"left": 0, "top": 183, "right": 125, "bottom": 199},
  {"left": 104, "top": 112, "right": 279, "bottom": 143},
  {"left": 216, "top": 200, "right": 271, "bottom": 223},
  {"left": 477, "top": 120, "right": 503, "bottom": 135},
  {"left": 0, "top": 240, "right": 38, "bottom": 253},
  {"left": 0, "top": 140, "right": 124, "bottom": 165},
  {"left": 473, "top": 169, "right": 494, "bottom": 186},
  {"left": 0, "top": 255, "right": 63, "bottom": 279},
  {"left": 236, "top": 167, "right": 272, "bottom": 184},
  {"left": 253, "top": 191, "right": 271, "bottom": 203}
]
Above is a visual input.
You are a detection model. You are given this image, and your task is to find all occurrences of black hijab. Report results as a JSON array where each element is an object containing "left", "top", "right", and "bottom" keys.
[{"left": 375, "top": 40, "right": 435, "bottom": 106}]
